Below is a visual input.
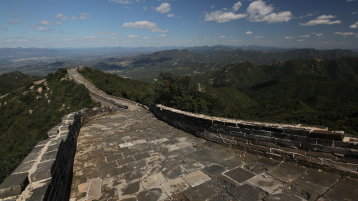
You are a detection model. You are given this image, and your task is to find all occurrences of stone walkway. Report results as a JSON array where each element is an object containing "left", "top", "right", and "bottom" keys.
[{"left": 69, "top": 109, "right": 358, "bottom": 201}]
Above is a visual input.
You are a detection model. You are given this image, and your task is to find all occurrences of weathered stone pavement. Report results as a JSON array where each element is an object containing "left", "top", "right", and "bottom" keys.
[{"left": 69, "top": 108, "right": 358, "bottom": 201}]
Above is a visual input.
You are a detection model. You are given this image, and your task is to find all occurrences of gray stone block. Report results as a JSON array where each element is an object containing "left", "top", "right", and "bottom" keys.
[
  {"left": 325, "top": 179, "right": 358, "bottom": 201},
  {"left": 12, "top": 160, "right": 35, "bottom": 174},
  {"left": 41, "top": 150, "right": 58, "bottom": 162},
  {"left": 224, "top": 167, "right": 255, "bottom": 184},
  {"left": 0, "top": 173, "right": 29, "bottom": 198},
  {"left": 26, "top": 182, "right": 49, "bottom": 201},
  {"left": 22, "top": 146, "right": 44, "bottom": 163},
  {"left": 30, "top": 160, "right": 54, "bottom": 182},
  {"left": 228, "top": 184, "right": 267, "bottom": 201}
]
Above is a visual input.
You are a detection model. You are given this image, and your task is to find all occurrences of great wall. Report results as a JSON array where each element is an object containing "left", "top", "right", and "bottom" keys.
[{"left": 0, "top": 68, "right": 358, "bottom": 201}]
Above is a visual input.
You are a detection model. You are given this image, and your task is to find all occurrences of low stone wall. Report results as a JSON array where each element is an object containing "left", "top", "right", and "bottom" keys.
[
  {"left": 150, "top": 104, "right": 358, "bottom": 176},
  {"left": 0, "top": 107, "right": 119, "bottom": 201}
]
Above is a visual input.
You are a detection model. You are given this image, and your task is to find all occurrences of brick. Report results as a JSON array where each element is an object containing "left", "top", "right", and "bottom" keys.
[
  {"left": 0, "top": 173, "right": 29, "bottom": 198},
  {"left": 270, "top": 148, "right": 294, "bottom": 159},
  {"left": 316, "top": 139, "right": 334, "bottom": 146},
  {"left": 263, "top": 126, "right": 284, "bottom": 133},
  {"left": 247, "top": 143, "right": 271, "bottom": 153},
  {"left": 271, "top": 132, "right": 290, "bottom": 140},
  {"left": 233, "top": 136, "right": 248, "bottom": 143},
  {"left": 283, "top": 128, "right": 309, "bottom": 137},
  {"left": 229, "top": 131, "right": 245, "bottom": 138},
  {"left": 251, "top": 135, "right": 275, "bottom": 143},
  {"left": 309, "top": 130, "right": 343, "bottom": 141},
  {"left": 289, "top": 135, "right": 308, "bottom": 142},
  {"left": 322, "top": 159, "right": 358, "bottom": 173},
  {"left": 275, "top": 138, "right": 300, "bottom": 148},
  {"left": 230, "top": 127, "right": 252, "bottom": 135},
  {"left": 305, "top": 151, "right": 336, "bottom": 160},
  {"left": 224, "top": 122, "right": 237, "bottom": 127},
  {"left": 252, "top": 130, "right": 271, "bottom": 137},
  {"left": 334, "top": 141, "right": 358, "bottom": 149},
  {"left": 300, "top": 142, "right": 319, "bottom": 151}
]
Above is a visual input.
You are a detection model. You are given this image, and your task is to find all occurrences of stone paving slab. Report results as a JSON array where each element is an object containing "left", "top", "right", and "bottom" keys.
[{"left": 70, "top": 109, "right": 358, "bottom": 201}]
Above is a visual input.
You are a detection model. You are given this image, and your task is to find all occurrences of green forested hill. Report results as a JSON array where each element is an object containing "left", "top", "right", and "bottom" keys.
[
  {"left": 0, "top": 69, "right": 97, "bottom": 183},
  {"left": 0, "top": 71, "right": 34, "bottom": 95},
  {"left": 83, "top": 57, "right": 358, "bottom": 136},
  {"left": 80, "top": 67, "right": 154, "bottom": 105},
  {"left": 202, "top": 57, "right": 358, "bottom": 134}
]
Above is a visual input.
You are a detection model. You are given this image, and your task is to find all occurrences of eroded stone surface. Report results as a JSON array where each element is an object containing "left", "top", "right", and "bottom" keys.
[{"left": 70, "top": 109, "right": 358, "bottom": 201}]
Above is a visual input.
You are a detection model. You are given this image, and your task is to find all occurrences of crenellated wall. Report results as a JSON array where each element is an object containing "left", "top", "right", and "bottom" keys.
[
  {"left": 150, "top": 104, "right": 358, "bottom": 177},
  {"left": 0, "top": 107, "right": 120, "bottom": 201}
]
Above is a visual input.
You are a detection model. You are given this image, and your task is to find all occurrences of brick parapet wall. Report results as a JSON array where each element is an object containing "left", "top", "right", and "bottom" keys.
[
  {"left": 0, "top": 107, "right": 119, "bottom": 201},
  {"left": 150, "top": 104, "right": 358, "bottom": 177}
]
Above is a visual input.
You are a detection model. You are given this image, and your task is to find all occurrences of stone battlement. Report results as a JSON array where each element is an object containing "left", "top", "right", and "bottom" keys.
[
  {"left": 150, "top": 104, "right": 358, "bottom": 176},
  {"left": 0, "top": 107, "right": 119, "bottom": 201}
]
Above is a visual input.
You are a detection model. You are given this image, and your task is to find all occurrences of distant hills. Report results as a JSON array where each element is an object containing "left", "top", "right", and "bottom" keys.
[
  {"left": 0, "top": 47, "right": 178, "bottom": 58},
  {"left": 92, "top": 47, "right": 358, "bottom": 81},
  {"left": 1, "top": 46, "right": 357, "bottom": 79}
]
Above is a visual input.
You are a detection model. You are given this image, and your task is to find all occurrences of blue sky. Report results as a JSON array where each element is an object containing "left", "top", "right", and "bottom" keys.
[{"left": 0, "top": 0, "right": 357, "bottom": 49}]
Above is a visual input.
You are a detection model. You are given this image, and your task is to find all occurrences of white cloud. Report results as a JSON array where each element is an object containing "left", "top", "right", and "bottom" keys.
[
  {"left": 156, "top": 2, "right": 171, "bottom": 14},
  {"left": 96, "top": 31, "right": 117, "bottom": 36},
  {"left": 108, "top": 0, "right": 138, "bottom": 4},
  {"left": 315, "top": 32, "right": 324, "bottom": 37},
  {"left": 143, "top": 37, "right": 149, "bottom": 40},
  {"left": 84, "top": 35, "right": 96, "bottom": 39},
  {"left": 167, "top": 14, "right": 181, "bottom": 18},
  {"left": 233, "top": 2, "right": 242, "bottom": 12},
  {"left": 245, "top": 31, "right": 253, "bottom": 35},
  {"left": 40, "top": 20, "right": 51, "bottom": 26},
  {"left": 254, "top": 35, "right": 264, "bottom": 39},
  {"left": 79, "top": 13, "right": 92, "bottom": 20},
  {"left": 299, "top": 34, "right": 311, "bottom": 38},
  {"left": 247, "top": 0, "right": 293, "bottom": 23},
  {"left": 334, "top": 32, "right": 356, "bottom": 36},
  {"left": 127, "top": 34, "right": 139, "bottom": 38},
  {"left": 298, "top": 13, "right": 313, "bottom": 19},
  {"left": 36, "top": 26, "right": 50, "bottom": 32},
  {"left": 205, "top": 10, "right": 246, "bottom": 23},
  {"left": 9, "top": 19, "right": 23, "bottom": 24},
  {"left": 285, "top": 36, "right": 293, "bottom": 39},
  {"left": 55, "top": 13, "right": 67, "bottom": 21},
  {"left": 219, "top": 35, "right": 226, "bottom": 38},
  {"left": 301, "top": 15, "right": 341, "bottom": 26},
  {"left": 122, "top": 20, "right": 167, "bottom": 32},
  {"left": 347, "top": 0, "right": 355, "bottom": 2},
  {"left": 350, "top": 22, "right": 358, "bottom": 28},
  {"left": 72, "top": 16, "right": 78, "bottom": 20}
]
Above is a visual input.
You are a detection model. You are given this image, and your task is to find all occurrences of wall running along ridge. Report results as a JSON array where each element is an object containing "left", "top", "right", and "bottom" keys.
[
  {"left": 0, "top": 107, "right": 120, "bottom": 201},
  {"left": 150, "top": 104, "right": 358, "bottom": 177}
]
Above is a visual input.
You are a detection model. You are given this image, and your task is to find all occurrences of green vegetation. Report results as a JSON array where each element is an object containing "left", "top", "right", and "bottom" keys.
[
  {"left": 85, "top": 57, "right": 358, "bottom": 135},
  {"left": 0, "top": 71, "right": 34, "bottom": 95},
  {"left": 80, "top": 67, "right": 154, "bottom": 105},
  {"left": 0, "top": 69, "right": 97, "bottom": 183}
]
